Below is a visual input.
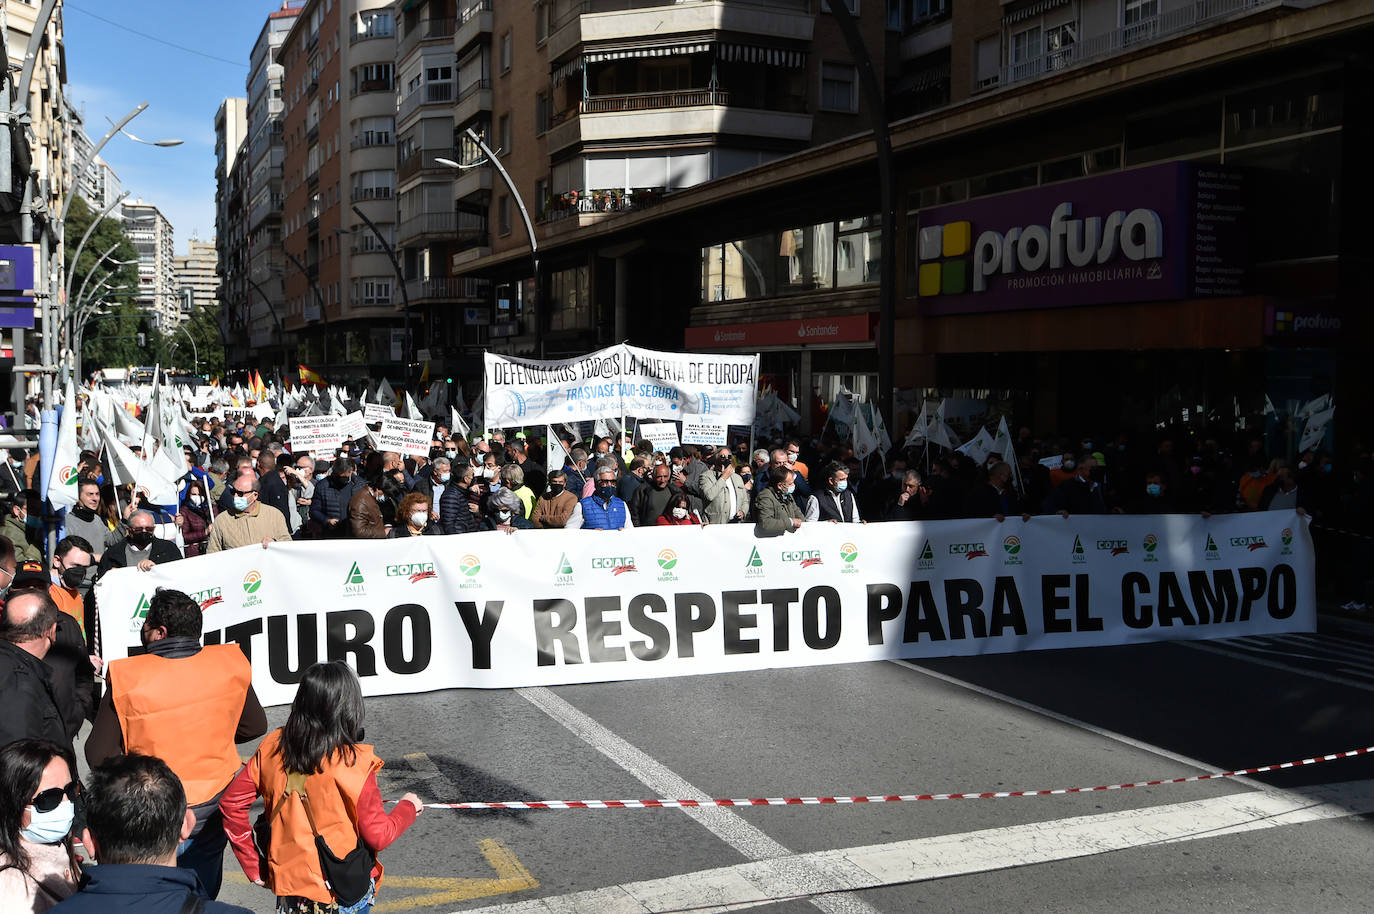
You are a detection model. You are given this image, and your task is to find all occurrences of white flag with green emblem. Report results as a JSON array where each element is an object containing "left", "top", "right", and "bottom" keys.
[{"left": 47, "top": 381, "right": 81, "bottom": 509}]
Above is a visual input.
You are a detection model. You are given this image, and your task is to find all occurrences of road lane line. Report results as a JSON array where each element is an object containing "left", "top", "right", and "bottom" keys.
[
  {"left": 1178, "top": 641, "right": 1374, "bottom": 692},
  {"left": 447, "top": 779, "right": 1374, "bottom": 914},
  {"left": 517, "top": 685, "right": 882, "bottom": 914}
]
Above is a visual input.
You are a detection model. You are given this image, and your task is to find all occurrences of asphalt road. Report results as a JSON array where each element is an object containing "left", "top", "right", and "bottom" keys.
[{"left": 210, "top": 616, "right": 1374, "bottom": 914}]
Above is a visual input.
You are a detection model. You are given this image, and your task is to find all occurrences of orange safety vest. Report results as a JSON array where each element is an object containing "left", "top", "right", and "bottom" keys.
[
  {"left": 252, "top": 729, "right": 386, "bottom": 903},
  {"left": 109, "top": 644, "right": 253, "bottom": 806},
  {"left": 48, "top": 584, "right": 84, "bottom": 637}
]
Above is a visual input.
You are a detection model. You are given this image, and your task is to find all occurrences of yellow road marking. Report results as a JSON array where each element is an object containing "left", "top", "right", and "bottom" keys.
[{"left": 222, "top": 838, "right": 538, "bottom": 911}]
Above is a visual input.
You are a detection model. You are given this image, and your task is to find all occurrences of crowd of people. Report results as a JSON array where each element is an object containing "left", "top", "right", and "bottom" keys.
[{"left": 0, "top": 402, "right": 1366, "bottom": 912}]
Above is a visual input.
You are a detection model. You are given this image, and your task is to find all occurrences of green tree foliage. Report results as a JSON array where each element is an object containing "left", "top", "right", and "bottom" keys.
[
  {"left": 167, "top": 304, "right": 226, "bottom": 379},
  {"left": 63, "top": 196, "right": 141, "bottom": 375}
]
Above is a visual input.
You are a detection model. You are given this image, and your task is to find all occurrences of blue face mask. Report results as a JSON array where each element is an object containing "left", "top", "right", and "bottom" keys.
[
  {"left": 835, "top": 480, "right": 848, "bottom": 493},
  {"left": 232, "top": 495, "right": 250, "bottom": 512},
  {"left": 1146, "top": 483, "right": 1162, "bottom": 497},
  {"left": 21, "top": 800, "right": 74, "bottom": 845},
  {"left": 1323, "top": 464, "right": 1333, "bottom": 473},
  {"left": 439, "top": 472, "right": 451, "bottom": 483},
  {"left": 597, "top": 485, "right": 616, "bottom": 500}
]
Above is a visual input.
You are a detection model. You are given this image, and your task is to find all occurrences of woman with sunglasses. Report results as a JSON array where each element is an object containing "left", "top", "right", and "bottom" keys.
[{"left": 0, "top": 738, "right": 81, "bottom": 911}]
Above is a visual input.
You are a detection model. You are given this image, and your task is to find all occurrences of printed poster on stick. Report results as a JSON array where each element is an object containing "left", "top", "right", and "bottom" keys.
[
  {"left": 681, "top": 415, "right": 728, "bottom": 447},
  {"left": 377, "top": 417, "right": 436, "bottom": 457},
  {"left": 638, "top": 421, "right": 680, "bottom": 452},
  {"left": 289, "top": 415, "right": 343, "bottom": 452},
  {"left": 363, "top": 403, "right": 395, "bottom": 424}
]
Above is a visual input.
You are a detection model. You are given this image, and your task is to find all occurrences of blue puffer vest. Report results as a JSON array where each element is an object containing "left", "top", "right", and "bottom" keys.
[{"left": 579, "top": 494, "right": 626, "bottom": 529}]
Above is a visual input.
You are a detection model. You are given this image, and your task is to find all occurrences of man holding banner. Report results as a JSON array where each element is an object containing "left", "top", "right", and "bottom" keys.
[{"left": 566, "top": 464, "right": 632, "bottom": 530}]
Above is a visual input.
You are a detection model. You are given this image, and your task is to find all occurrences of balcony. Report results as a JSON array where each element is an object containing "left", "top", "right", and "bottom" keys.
[
  {"left": 397, "top": 81, "right": 457, "bottom": 124},
  {"left": 398, "top": 16, "right": 457, "bottom": 61},
  {"left": 453, "top": 80, "right": 494, "bottom": 127},
  {"left": 351, "top": 78, "right": 394, "bottom": 99},
  {"left": 398, "top": 211, "right": 458, "bottom": 242},
  {"left": 351, "top": 22, "right": 395, "bottom": 45},
  {"left": 350, "top": 186, "right": 394, "bottom": 203},
  {"left": 996, "top": 0, "right": 1277, "bottom": 90},
  {"left": 453, "top": 165, "right": 492, "bottom": 202},
  {"left": 538, "top": 186, "right": 666, "bottom": 225},
  {"left": 351, "top": 133, "right": 393, "bottom": 150},
  {"left": 546, "top": 90, "right": 812, "bottom": 153},
  {"left": 455, "top": 0, "right": 493, "bottom": 54},
  {"left": 405, "top": 276, "right": 491, "bottom": 303},
  {"left": 547, "top": 0, "right": 814, "bottom": 63},
  {"left": 398, "top": 145, "right": 457, "bottom": 183}
]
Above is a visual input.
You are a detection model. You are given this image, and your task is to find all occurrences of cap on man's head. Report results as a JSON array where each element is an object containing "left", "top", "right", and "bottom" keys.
[{"left": 10, "top": 560, "right": 50, "bottom": 592}]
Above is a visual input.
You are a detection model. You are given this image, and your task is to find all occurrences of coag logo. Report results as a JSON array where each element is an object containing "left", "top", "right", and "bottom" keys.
[
  {"left": 1230, "top": 535, "right": 1268, "bottom": 552},
  {"left": 1097, "top": 539, "right": 1129, "bottom": 556},
  {"left": 840, "top": 543, "right": 858, "bottom": 563},
  {"left": 591, "top": 556, "right": 637, "bottom": 575},
  {"left": 782, "top": 550, "right": 823, "bottom": 568},
  {"left": 949, "top": 542, "right": 987, "bottom": 559},
  {"left": 243, "top": 571, "right": 262, "bottom": 594},
  {"left": 388, "top": 562, "right": 439, "bottom": 582},
  {"left": 657, "top": 550, "right": 678, "bottom": 571},
  {"left": 192, "top": 588, "right": 224, "bottom": 612},
  {"left": 917, "top": 221, "right": 973, "bottom": 296}
]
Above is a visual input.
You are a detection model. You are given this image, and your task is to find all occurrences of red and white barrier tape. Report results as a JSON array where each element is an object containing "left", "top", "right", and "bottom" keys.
[{"left": 426, "top": 745, "right": 1374, "bottom": 810}]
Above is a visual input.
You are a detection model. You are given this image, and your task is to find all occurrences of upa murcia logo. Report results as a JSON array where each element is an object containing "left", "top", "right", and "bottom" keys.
[
  {"left": 1071, "top": 535, "right": 1087, "bottom": 564},
  {"left": 1204, "top": 533, "right": 1221, "bottom": 561},
  {"left": 241, "top": 571, "right": 264, "bottom": 609},
  {"left": 917, "top": 540, "right": 935, "bottom": 570},
  {"left": 782, "top": 549, "right": 823, "bottom": 568},
  {"left": 745, "top": 546, "right": 765, "bottom": 578},
  {"left": 839, "top": 542, "right": 859, "bottom": 575},
  {"left": 388, "top": 561, "right": 438, "bottom": 583},
  {"left": 949, "top": 542, "right": 988, "bottom": 560},
  {"left": 1097, "top": 539, "right": 1129, "bottom": 556},
  {"left": 1280, "top": 527, "right": 1294, "bottom": 555},
  {"left": 1002, "top": 535, "right": 1022, "bottom": 566},
  {"left": 1230, "top": 535, "right": 1268, "bottom": 552},
  {"left": 343, "top": 561, "right": 367, "bottom": 596},
  {"left": 553, "top": 552, "right": 575, "bottom": 586},
  {"left": 591, "top": 556, "right": 637, "bottom": 575},
  {"left": 656, "top": 549, "right": 679, "bottom": 583},
  {"left": 57, "top": 466, "right": 78, "bottom": 488},
  {"left": 1143, "top": 533, "right": 1160, "bottom": 563}
]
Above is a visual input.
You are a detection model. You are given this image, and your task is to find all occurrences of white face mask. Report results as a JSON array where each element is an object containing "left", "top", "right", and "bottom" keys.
[
  {"left": 671, "top": 507, "right": 688, "bottom": 519},
  {"left": 409, "top": 511, "right": 429, "bottom": 527},
  {"left": 21, "top": 799, "right": 73, "bottom": 845},
  {"left": 497, "top": 510, "right": 512, "bottom": 522}
]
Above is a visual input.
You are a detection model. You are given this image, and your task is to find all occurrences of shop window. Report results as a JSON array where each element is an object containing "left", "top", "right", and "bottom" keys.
[
  {"left": 1125, "top": 101, "right": 1221, "bottom": 165},
  {"left": 836, "top": 216, "right": 881, "bottom": 287},
  {"left": 820, "top": 63, "right": 858, "bottom": 113},
  {"left": 968, "top": 164, "right": 1037, "bottom": 198},
  {"left": 1224, "top": 74, "right": 1343, "bottom": 149},
  {"left": 549, "top": 265, "right": 592, "bottom": 331}
]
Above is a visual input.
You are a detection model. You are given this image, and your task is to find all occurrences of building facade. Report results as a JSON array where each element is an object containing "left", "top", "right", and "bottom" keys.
[
  {"left": 63, "top": 100, "right": 124, "bottom": 213},
  {"left": 215, "top": 97, "right": 250, "bottom": 362},
  {"left": 174, "top": 238, "right": 219, "bottom": 317},
  {"left": 122, "top": 199, "right": 178, "bottom": 332}
]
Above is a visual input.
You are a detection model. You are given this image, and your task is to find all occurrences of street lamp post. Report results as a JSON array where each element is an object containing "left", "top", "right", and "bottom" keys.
[
  {"left": 339, "top": 206, "right": 410, "bottom": 389},
  {"left": 437, "top": 128, "right": 542, "bottom": 357},
  {"left": 281, "top": 245, "right": 329, "bottom": 372},
  {"left": 169, "top": 325, "right": 199, "bottom": 376},
  {"left": 246, "top": 277, "right": 288, "bottom": 379}
]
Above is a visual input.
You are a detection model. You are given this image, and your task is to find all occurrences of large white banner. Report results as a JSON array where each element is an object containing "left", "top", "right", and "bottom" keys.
[
  {"left": 96, "top": 512, "right": 1314, "bottom": 706},
  {"left": 483, "top": 345, "right": 759, "bottom": 429}
]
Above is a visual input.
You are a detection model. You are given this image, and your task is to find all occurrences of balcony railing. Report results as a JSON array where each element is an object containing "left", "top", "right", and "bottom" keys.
[
  {"left": 405, "top": 277, "right": 492, "bottom": 302},
  {"left": 582, "top": 88, "right": 729, "bottom": 113},
  {"left": 350, "top": 78, "right": 393, "bottom": 99},
  {"left": 397, "top": 82, "right": 458, "bottom": 122},
  {"left": 399, "top": 212, "right": 458, "bottom": 240},
  {"left": 397, "top": 145, "right": 457, "bottom": 182},
  {"left": 997, "top": 0, "right": 1271, "bottom": 89},
  {"left": 539, "top": 187, "right": 666, "bottom": 223},
  {"left": 398, "top": 16, "right": 457, "bottom": 59},
  {"left": 350, "top": 186, "right": 394, "bottom": 203},
  {"left": 460, "top": 0, "right": 493, "bottom": 24},
  {"left": 351, "top": 22, "right": 396, "bottom": 45},
  {"left": 351, "top": 133, "right": 393, "bottom": 150}
]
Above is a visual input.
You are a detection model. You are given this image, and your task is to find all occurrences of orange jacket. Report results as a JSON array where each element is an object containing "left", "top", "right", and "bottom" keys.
[
  {"left": 48, "top": 584, "right": 84, "bottom": 637},
  {"left": 109, "top": 645, "right": 252, "bottom": 805}
]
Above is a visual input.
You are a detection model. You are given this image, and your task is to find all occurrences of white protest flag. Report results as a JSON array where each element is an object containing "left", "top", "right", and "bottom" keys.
[
  {"left": 593, "top": 418, "right": 610, "bottom": 440},
  {"left": 275, "top": 402, "right": 290, "bottom": 435},
  {"left": 902, "top": 403, "right": 928, "bottom": 448},
  {"left": 994, "top": 416, "right": 1024, "bottom": 491},
  {"left": 47, "top": 382, "right": 81, "bottom": 509},
  {"left": 1263, "top": 394, "right": 1277, "bottom": 417},
  {"left": 112, "top": 403, "right": 146, "bottom": 446},
  {"left": 376, "top": 378, "right": 398, "bottom": 408},
  {"left": 450, "top": 406, "right": 470, "bottom": 440},
  {"left": 471, "top": 390, "right": 485, "bottom": 434},
  {"left": 927, "top": 400, "right": 959, "bottom": 450},
  {"left": 957, "top": 426, "right": 997, "bottom": 465},
  {"left": 99, "top": 419, "right": 179, "bottom": 506},
  {"left": 828, "top": 388, "right": 856, "bottom": 430},
  {"left": 870, "top": 403, "right": 893, "bottom": 454},
  {"left": 452, "top": 382, "right": 468, "bottom": 415},
  {"left": 1295, "top": 393, "right": 1330, "bottom": 422},
  {"left": 141, "top": 366, "right": 163, "bottom": 453},
  {"left": 852, "top": 402, "right": 879, "bottom": 462},
  {"left": 546, "top": 425, "right": 569, "bottom": 475},
  {"left": 1299, "top": 406, "right": 1335, "bottom": 452},
  {"left": 329, "top": 394, "right": 347, "bottom": 417},
  {"left": 151, "top": 442, "right": 186, "bottom": 490}
]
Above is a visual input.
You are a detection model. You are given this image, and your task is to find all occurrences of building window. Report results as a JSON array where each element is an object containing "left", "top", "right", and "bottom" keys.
[
  {"left": 534, "top": 178, "right": 548, "bottom": 217},
  {"left": 351, "top": 63, "right": 393, "bottom": 95},
  {"left": 1010, "top": 26, "right": 1040, "bottom": 65},
  {"left": 500, "top": 31, "right": 513, "bottom": 74},
  {"left": 1123, "top": 0, "right": 1159, "bottom": 42},
  {"left": 498, "top": 195, "right": 512, "bottom": 235},
  {"left": 534, "top": 91, "right": 549, "bottom": 136},
  {"left": 354, "top": 277, "right": 393, "bottom": 305},
  {"left": 820, "top": 62, "right": 858, "bottom": 112},
  {"left": 351, "top": 170, "right": 394, "bottom": 202},
  {"left": 548, "top": 266, "right": 592, "bottom": 332},
  {"left": 353, "top": 116, "right": 393, "bottom": 148},
  {"left": 1044, "top": 22, "right": 1077, "bottom": 69},
  {"left": 974, "top": 35, "right": 1001, "bottom": 89},
  {"left": 535, "top": 2, "right": 550, "bottom": 43},
  {"left": 499, "top": 113, "right": 511, "bottom": 156}
]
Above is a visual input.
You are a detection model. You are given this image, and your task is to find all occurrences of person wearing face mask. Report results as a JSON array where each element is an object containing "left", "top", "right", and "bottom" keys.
[
  {"left": 0, "top": 591, "right": 70, "bottom": 753},
  {"left": 85, "top": 589, "right": 266, "bottom": 902},
  {"left": 506, "top": 440, "right": 545, "bottom": 498},
  {"left": 0, "top": 738, "right": 82, "bottom": 910},
  {"left": 414, "top": 457, "right": 451, "bottom": 529},
  {"left": 309, "top": 456, "right": 364, "bottom": 538},
  {"left": 3, "top": 492, "right": 41, "bottom": 564},
  {"left": 388, "top": 493, "right": 434, "bottom": 538},
  {"left": 176, "top": 479, "right": 213, "bottom": 558},
  {"left": 1042, "top": 453, "right": 1111, "bottom": 517},
  {"left": 655, "top": 492, "right": 701, "bottom": 526},
  {"left": 530, "top": 469, "right": 579, "bottom": 529},
  {"left": 439, "top": 464, "right": 481, "bottom": 535},
  {"left": 565, "top": 466, "right": 632, "bottom": 530},
  {"left": 754, "top": 466, "right": 804, "bottom": 536},
  {"left": 0, "top": 448, "right": 30, "bottom": 497},
  {"left": 768, "top": 449, "right": 811, "bottom": 500},
  {"left": 7, "top": 559, "right": 97, "bottom": 750},
  {"left": 345, "top": 473, "right": 390, "bottom": 539},
  {"left": 206, "top": 474, "right": 291, "bottom": 553},
  {"left": 1236, "top": 458, "right": 1277, "bottom": 511},
  {"left": 482, "top": 488, "right": 532, "bottom": 532},
  {"left": 817, "top": 461, "right": 863, "bottom": 524},
  {"left": 95, "top": 511, "right": 182, "bottom": 578},
  {"left": 1126, "top": 471, "right": 1177, "bottom": 514}
]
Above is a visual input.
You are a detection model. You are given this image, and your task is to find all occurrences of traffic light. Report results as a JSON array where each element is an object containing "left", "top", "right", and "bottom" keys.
[
  {"left": 137, "top": 332, "right": 146, "bottom": 346},
  {"left": 446, "top": 377, "right": 453, "bottom": 384}
]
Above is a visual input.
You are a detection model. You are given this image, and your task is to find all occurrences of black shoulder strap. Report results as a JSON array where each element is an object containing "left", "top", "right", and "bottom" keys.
[{"left": 178, "top": 893, "right": 206, "bottom": 914}]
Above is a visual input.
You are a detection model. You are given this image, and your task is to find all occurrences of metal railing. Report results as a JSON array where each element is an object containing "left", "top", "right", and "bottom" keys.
[
  {"left": 460, "top": 0, "right": 494, "bottom": 24},
  {"left": 998, "top": 0, "right": 1271, "bottom": 89},
  {"left": 582, "top": 87, "right": 729, "bottom": 113},
  {"left": 397, "top": 145, "right": 457, "bottom": 182},
  {"left": 397, "top": 82, "right": 458, "bottom": 122},
  {"left": 553, "top": 0, "right": 810, "bottom": 30},
  {"left": 351, "top": 22, "right": 396, "bottom": 45},
  {"left": 350, "top": 186, "right": 394, "bottom": 203},
  {"left": 351, "top": 133, "right": 393, "bottom": 150},
  {"left": 399, "top": 212, "right": 458, "bottom": 240},
  {"left": 406, "top": 276, "right": 492, "bottom": 302},
  {"left": 539, "top": 187, "right": 666, "bottom": 223},
  {"left": 398, "top": 16, "right": 457, "bottom": 59},
  {"left": 350, "top": 78, "right": 393, "bottom": 99}
]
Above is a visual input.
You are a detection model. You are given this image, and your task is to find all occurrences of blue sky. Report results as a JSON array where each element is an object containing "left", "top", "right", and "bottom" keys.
[{"left": 63, "top": 1, "right": 285, "bottom": 254}]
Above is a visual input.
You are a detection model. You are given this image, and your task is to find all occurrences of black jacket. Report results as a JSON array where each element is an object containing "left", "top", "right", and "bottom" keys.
[
  {"left": 309, "top": 474, "right": 365, "bottom": 531},
  {"left": 439, "top": 484, "right": 479, "bottom": 535},
  {"left": 47, "top": 610, "right": 96, "bottom": 738},
  {"left": 0, "top": 640, "right": 71, "bottom": 753},
  {"left": 96, "top": 537, "right": 184, "bottom": 577},
  {"left": 257, "top": 470, "right": 293, "bottom": 522},
  {"left": 815, "top": 488, "right": 860, "bottom": 523}
]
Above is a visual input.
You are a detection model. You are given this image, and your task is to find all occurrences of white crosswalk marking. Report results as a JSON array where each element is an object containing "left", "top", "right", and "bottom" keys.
[{"left": 1179, "top": 632, "right": 1374, "bottom": 691}]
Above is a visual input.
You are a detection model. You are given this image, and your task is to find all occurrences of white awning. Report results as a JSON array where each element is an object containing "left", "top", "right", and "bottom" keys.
[
  {"left": 584, "top": 41, "right": 712, "bottom": 63},
  {"left": 718, "top": 43, "right": 807, "bottom": 68},
  {"left": 1004, "top": 0, "right": 1071, "bottom": 23}
]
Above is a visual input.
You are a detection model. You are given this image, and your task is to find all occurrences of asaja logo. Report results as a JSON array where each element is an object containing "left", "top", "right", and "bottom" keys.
[
  {"left": 782, "top": 549, "right": 823, "bottom": 568},
  {"left": 1143, "top": 533, "right": 1159, "bottom": 562},
  {"left": 556, "top": 553, "right": 574, "bottom": 575},
  {"left": 656, "top": 549, "right": 679, "bottom": 582},
  {"left": 840, "top": 543, "right": 858, "bottom": 563},
  {"left": 917, "top": 540, "right": 935, "bottom": 570},
  {"left": 242, "top": 571, "right": 263, "bottom": 594},
  {"left": 1280, "top": 527, "right": 1294, "bottom": 555},
  {"left": 949, "top": 542, "right": 988, "bottom": 560},
  {"left": 1204, "top": 533, "right": 1220, "bottom": 561},
  {"left": 129, "top": 593, "right": 152, "bottom": 630},
  {"left": 553, "top": 552, "right": 575, "bottom": 586},
  {"left": 591, "top": 556, "right": 637, "bottom": 575},
  {"left": 1071, "top": 535, "right": 1086, "bottom": 564},
  {"left": 343, "top": 561, "right": 367, "bottom": 594},
  {"left": 1230, "top": 535, "right": 1268, "bottom": 552},
  {"left": 388, "top": 561, "right": 439, "bottom": 582},
  {"left": 1097, "top": 539, "right": 1129, "bottom": 556},
  {"left": 1002, "top": 535, "right": 1023, "bottom": 565},
  {"left": 745, "top": 546, "right": 765, "bottom": 577}
]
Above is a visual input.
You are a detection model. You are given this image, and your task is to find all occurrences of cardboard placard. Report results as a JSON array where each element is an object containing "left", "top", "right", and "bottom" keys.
[
  {"left": 681, "top": 415, "right": 728, "bottom": 447},
  {"left": 289, "top": 415, "right": 344, "bottom": 452},
  {"left": 376, "top": 417, "right": 436, "bottom": 457}
]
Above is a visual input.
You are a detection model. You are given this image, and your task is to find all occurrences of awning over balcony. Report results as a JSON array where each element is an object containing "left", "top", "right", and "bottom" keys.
[
  {"left": 1004, "top": 0, "right": 1071, "bottom": 23},
  {"left": 553, "top": 40, "right": 807, "bottom": 85}
]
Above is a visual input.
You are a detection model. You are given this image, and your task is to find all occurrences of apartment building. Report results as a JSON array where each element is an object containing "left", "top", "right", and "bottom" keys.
[
  {"left": 240, "top": 1, "right": 305, "bottom": 377},
  {"left": 277, "top": 0, "right": 402, "bottom": 382},
  {"left": 215, "top": 97, "right": 249, "bottom": 360},
  {"left": 174, "top": 238, "right": 219, "bottom": 316},
  {"left": 63, "top": 100, "right": 125, "bottom": 213},
  {"left": 123, "top": 200, "right": 178, "bottom": 332}
]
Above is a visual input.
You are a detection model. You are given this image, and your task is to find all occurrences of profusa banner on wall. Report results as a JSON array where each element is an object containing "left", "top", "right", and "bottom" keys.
[
  {"left": 96, "top": 511, "right": 1314, "bottom": 706},
  {"left": 482, "top": 344, "right": 760, "bottom": 429}
]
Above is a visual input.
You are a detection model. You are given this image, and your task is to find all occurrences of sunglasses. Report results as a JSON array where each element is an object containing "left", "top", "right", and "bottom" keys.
[{"left": 31, "top": 781, "right": 79, "bottom": 813}]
